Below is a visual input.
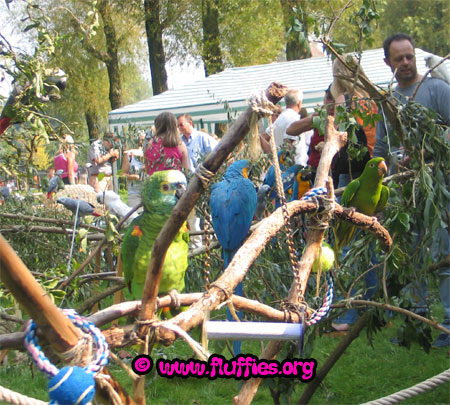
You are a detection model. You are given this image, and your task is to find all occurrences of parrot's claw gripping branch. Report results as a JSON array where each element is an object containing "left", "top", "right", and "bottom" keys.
[{"left": 333, "top": 205, "right": 392, "bottom": 251}]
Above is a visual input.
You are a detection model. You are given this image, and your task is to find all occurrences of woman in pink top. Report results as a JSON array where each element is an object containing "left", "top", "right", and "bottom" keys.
[
  {"left": 145, "top": 112, "right": 189, "bottom": 176},
  {"left": 54, "top": 135, "right": 78, "bottom": 185}
]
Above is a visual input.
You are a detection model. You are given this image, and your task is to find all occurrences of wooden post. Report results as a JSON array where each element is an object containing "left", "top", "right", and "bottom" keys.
[
  {"left": 0, "top": 234, "right": 81, "bottom": 352},
  {"left": 0, "top": 234, "right": 135, "bottom": 404}
]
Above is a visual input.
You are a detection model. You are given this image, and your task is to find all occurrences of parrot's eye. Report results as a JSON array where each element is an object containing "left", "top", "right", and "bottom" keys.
[
  {"left": 161, "top": 183, "right": 170, "bottom": 192},
  {"left": 370, "top": 163, "right": 375, "bottom": 167}
]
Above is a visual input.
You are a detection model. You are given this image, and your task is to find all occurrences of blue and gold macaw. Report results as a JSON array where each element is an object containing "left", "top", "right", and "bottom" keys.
[
  {"left": 210, "top": 160, "right": 257, "bottom": 355},
  {"left": 291, "top": 169, "right": 312, "bottom": 201}
]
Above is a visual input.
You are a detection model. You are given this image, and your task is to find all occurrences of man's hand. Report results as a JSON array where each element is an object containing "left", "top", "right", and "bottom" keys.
[{"left": 109, "top": 149, "right": 120, "bottom": 161}]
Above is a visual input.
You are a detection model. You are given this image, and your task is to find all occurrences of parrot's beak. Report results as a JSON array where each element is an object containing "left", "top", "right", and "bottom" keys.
[
  {"left": 378, "top": 160, "right": 388, "bottom": 176},
  {"left": 175, "top": 183, "right": 186, "bottom": 200},
  {"left": 243, "top": 165, "right": 255, "bottom": 179}
]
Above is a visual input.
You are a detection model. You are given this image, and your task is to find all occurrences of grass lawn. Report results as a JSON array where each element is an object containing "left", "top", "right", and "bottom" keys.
[{"left": 1, "top": 308, "right": 449, "bottom": 405}]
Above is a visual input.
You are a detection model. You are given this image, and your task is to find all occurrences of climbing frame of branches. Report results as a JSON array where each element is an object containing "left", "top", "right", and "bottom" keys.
[{"left": 1, "top": 75, "right": 449, "bottom": 404}]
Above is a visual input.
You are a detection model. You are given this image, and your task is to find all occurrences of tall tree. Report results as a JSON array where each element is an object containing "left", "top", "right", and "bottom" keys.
[
  {"left": 144, "top": 0, "right": 168, "bottom": 95},
  {"left": 201, "top": 0, "right": 224, "bottom": 76}
]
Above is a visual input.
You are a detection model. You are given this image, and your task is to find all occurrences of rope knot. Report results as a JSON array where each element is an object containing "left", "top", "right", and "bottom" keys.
[
  {"left": 301, "top": 187, "right": 336, "bottom": 230},
  {"left": 248, "top": 90, "right": 278, "bottom": 116}
]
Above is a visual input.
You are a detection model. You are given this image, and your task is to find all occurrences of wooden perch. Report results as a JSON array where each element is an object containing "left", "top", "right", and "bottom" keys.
[
  {"left": 130, "top": 117, "right": 346, "bottom": 348},
  {"left": 137, "top": 82, "right": 289, "bottom": 333},
  {"left": 0, "top": 234, "right": 134, "bottom": 404},
  {"left": 334, "top": 205, "right": 392, "bottom": 251}
]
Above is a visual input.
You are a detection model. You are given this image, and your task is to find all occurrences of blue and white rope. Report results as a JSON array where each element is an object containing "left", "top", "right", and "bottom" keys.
[
  {"left": 306, "top": 272, "right": 334, "bottom": 325},
  {"left": 301, "top": 187, "right": 328, "bottom": 202},
  {"left": 24, "top": 309, "right": 109, "bottom": 377}
]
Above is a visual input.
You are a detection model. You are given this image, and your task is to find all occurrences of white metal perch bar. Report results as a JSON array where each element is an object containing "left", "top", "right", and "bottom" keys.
[{"left": 205, "top": 321, "right": 303, "bottom": 341}]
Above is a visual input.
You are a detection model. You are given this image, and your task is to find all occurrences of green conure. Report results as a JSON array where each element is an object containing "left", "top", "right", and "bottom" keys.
[
  {"left": 121, "top": 170, "right": 189, "bottom": 301},
  {"left": 334, "top": 157, "right": 390, "bottom": 254}
]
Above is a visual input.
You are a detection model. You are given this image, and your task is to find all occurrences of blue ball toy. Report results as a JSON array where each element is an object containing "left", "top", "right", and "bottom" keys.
[{"left": 48, "top": 366, "right": 95, "bottom": 405}]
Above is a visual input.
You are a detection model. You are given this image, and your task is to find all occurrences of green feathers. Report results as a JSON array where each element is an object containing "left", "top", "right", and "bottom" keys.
[
  {"left": 334, "top": 157, "right": 390, "bottom": 254},
  {"left": 121, "top": 170, "right": 189, "bottom": 300}
]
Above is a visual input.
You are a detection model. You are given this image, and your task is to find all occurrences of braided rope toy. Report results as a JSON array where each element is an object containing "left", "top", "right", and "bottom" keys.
[
  {"left": 300, "top": 187, "right": 335, "bottom": 325},
  {"left": 306, "top": 272, "right": 334, "bottom": 325},
  {"left": 24, "top": 309, "right": 109, "bottom": 405},
  {"left": 301, "top": 186, "right": 328, "bottom": 202}
]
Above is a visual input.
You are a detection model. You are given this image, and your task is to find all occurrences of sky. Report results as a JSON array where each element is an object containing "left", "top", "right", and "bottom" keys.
[{"left": 167, "top": 60, "right": 206, "bottom": 90}]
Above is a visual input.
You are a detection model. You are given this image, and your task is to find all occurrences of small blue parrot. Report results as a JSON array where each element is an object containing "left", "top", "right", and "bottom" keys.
[{"left": 210, "top": 159, "right": 257, "bottom": 355}]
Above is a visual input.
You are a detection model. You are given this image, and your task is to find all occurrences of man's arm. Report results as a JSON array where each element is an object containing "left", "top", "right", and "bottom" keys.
[
  {"left": 286, "top": 113, "right": 315, "bottom": 136},
  {"left": 373, "top": 118, "right": 389, "bottom": 160},
  {"left": 259, "top": 131, "right": 272, "bottom": 154}
]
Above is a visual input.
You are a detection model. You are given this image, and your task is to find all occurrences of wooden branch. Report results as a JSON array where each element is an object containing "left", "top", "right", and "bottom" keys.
[
  {"left": 0, "top": 234, "right": 81, "bottom": 352},
  {"left": 137, "top": 82, "right": 289, "bottom": 332},
  {"left": 334, "top": 205, "right": 392, "bottom": 251},
  {"left": 4, "top": 287, "right": 448, "bottom": 351},
  {"left": 0, "top": 311, "right": 25, "bottom": 324},
  {"left": 0, "top": 234, "right": 135, "bottom": 404},
  {"left": 0, "top": 225, "right": 105, "bottom": 240},
  {"left": 1, "top": 293, "right": 304, "bottom": 350},
  {"left": 333, "top": 299, "right": 450, "bottom": 335},
  {"left": 298, "top": 312, "right": 369, "bottom": 404},
  {"left": 429, "top": 254, "right": 450, "bottom": 273},
  {"left": 0, "top": 213, "right": 105, "bottom": 233}
]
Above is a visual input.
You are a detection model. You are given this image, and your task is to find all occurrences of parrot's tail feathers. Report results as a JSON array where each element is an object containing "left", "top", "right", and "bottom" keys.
[
  {"left": 235, "top": 282, "right": 244, "bottom": 298},
  {"left": 223, "top": 249, "right": 238, "bottom": 270}
]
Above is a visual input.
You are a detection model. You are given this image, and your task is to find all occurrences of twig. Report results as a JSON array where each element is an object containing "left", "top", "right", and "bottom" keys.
[
  {"left": 76, "top": 282, "right": 126, "bottom": 314},
  {"left": 332, "top": 299, "right": 450, "bottom": 335}
]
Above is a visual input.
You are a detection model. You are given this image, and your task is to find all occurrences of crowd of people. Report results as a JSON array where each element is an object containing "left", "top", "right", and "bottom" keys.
[{"left": 42, "top": 32, "right": 449, "bottom": 348}]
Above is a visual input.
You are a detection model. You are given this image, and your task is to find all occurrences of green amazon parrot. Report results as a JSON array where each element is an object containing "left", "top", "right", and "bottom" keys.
[
  {"left": 334, "top": 157, "right": 390, "bottom": 254},
  {"left": 121, "top": 170, "right": 189, "bottom": 307}
]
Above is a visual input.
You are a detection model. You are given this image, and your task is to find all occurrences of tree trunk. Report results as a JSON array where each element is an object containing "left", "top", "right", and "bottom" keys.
[
  {"left": 97, "top": 0, "right": 123, "bottom": 109},
  {"left": 202, "top": 0, "right": 224, "bottom": 76},
  {"left": 85, "top": 109, "right": 101, "bottom": 142},
  {"left": 280, "top": 0, "right": 311, "bottom": 60},
  {"left": 144, "top": 0, "right": 168, "bottom": 95}
]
